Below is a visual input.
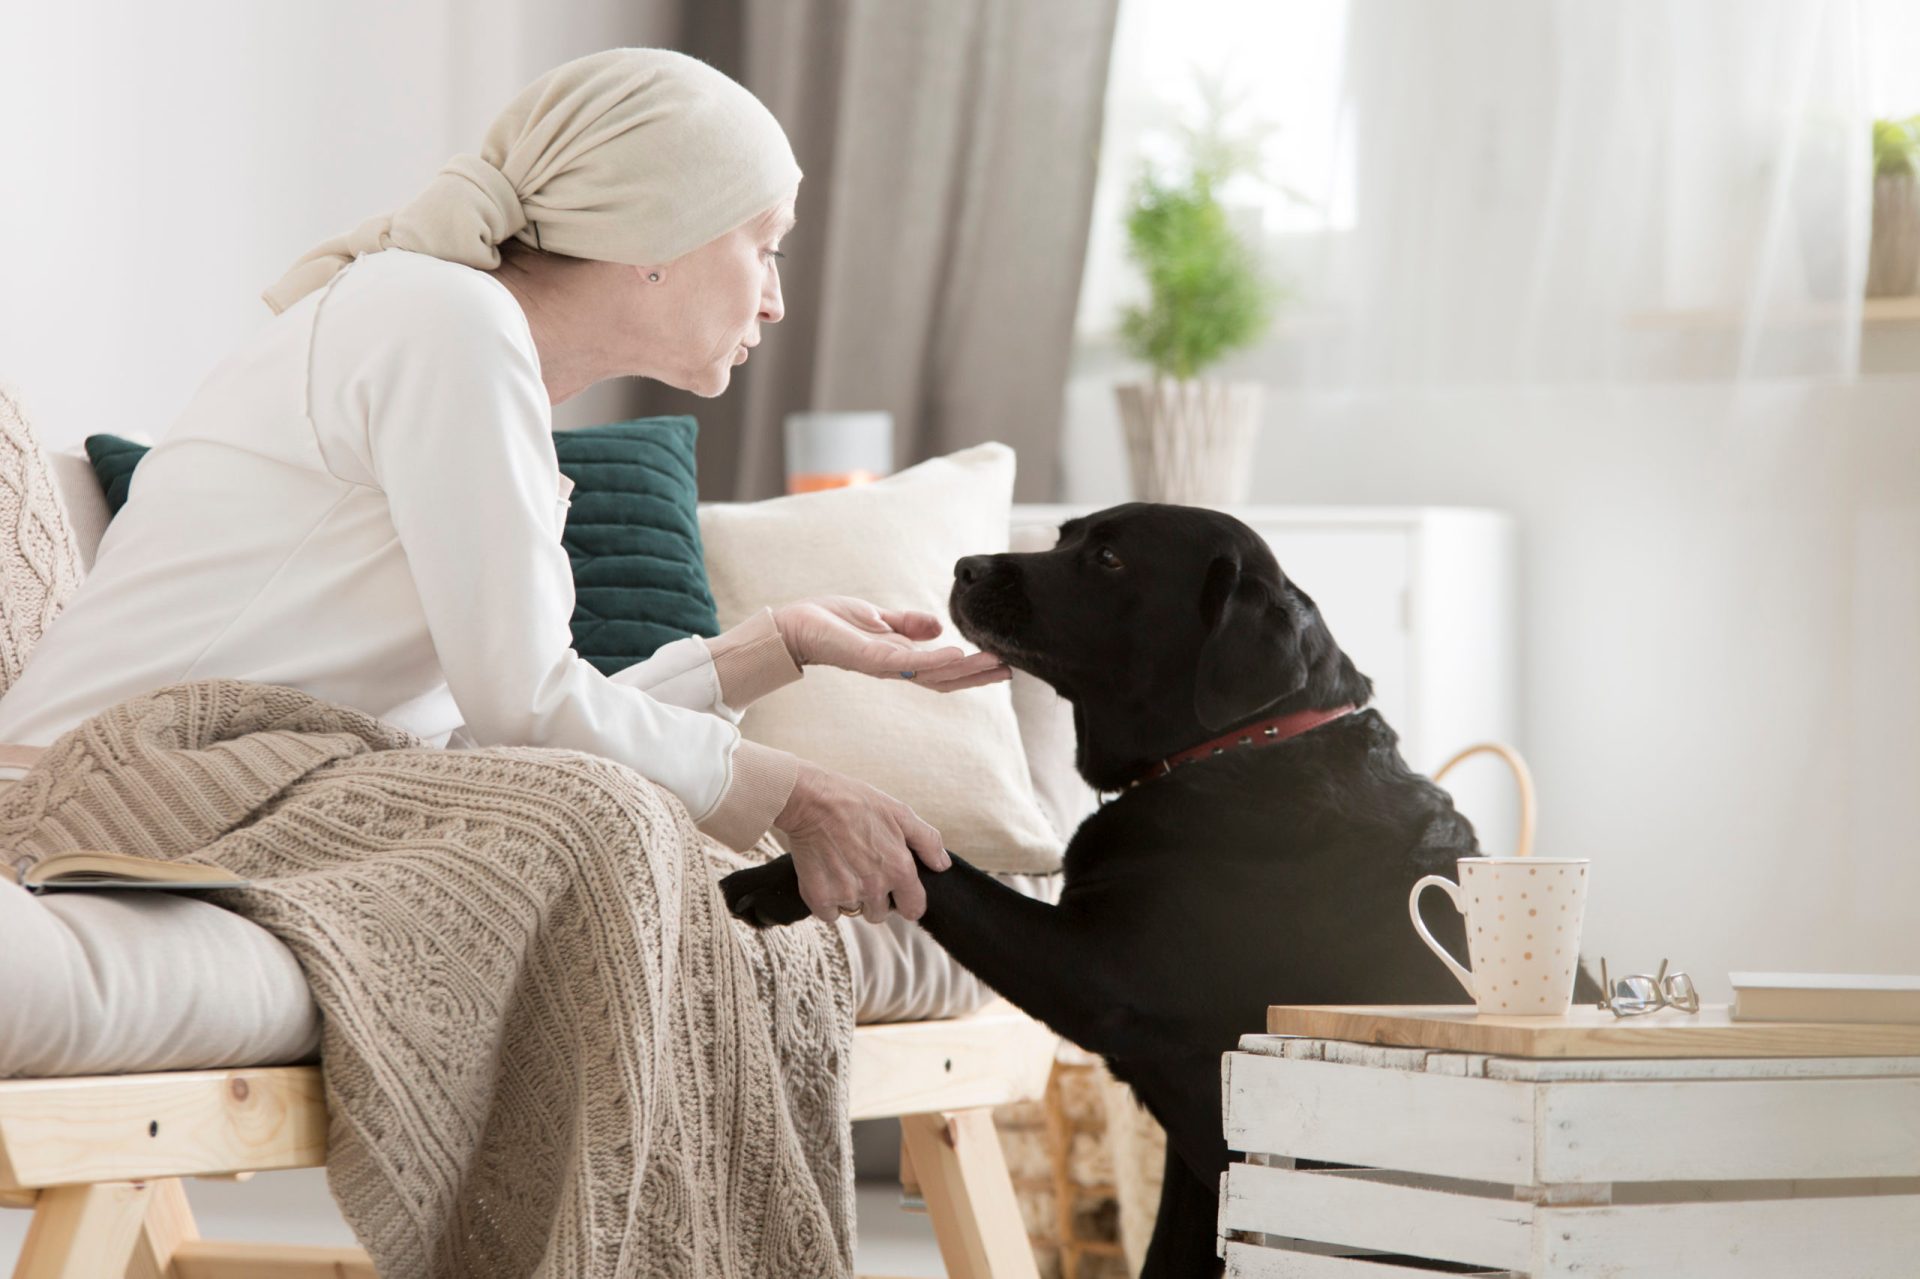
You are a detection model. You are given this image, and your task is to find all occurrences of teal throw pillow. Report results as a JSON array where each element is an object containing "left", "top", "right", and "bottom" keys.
[
  {"left": 83, "top": 416, "right": 719, "bottom": 672},
  {"left": 552, "top": 417, "right": 720, "bottom": 672},
  {"left": 84, "top": 434, "right": 147, "bottom": 516}
]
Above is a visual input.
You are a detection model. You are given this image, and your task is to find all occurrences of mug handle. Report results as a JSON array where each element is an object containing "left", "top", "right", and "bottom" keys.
[{"left": 1409, "top": 875, "right": 1476, "bottom": 1001}]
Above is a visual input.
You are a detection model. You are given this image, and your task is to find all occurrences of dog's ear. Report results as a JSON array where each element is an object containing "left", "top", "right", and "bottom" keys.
[{"left": 1193, "top": 553, "right": 1314, "bottom": 732}]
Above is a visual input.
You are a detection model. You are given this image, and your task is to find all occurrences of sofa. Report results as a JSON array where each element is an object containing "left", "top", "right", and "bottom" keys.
[
  {"left": 0, "top": 396, "right": 1095, "bottom": 1277},
  {"left": 2, "top": 432, "right": 1097, "bottom": 1074}
]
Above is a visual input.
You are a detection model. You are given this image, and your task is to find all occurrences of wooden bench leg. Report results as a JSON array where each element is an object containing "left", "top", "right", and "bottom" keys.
[
  {"left": 127, "top": 1179, "right": 199, "bottom": 1279},
  {"left": 900, "top": 1109, "right": 1037, "bottom": 1279},
  {"left": 13, "top": 1182, "right": 152, "bottom": 1279},
  {"left": 166, "top": 1240, "right": 378, "bottom": 1278}
]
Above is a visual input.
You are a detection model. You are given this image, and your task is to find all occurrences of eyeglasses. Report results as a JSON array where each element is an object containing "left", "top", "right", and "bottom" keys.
[{"left": 1596, "top": 957, "right": 1700, "bottom": 1018}]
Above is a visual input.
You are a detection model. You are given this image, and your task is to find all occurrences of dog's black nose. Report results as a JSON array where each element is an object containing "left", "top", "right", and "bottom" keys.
[{"left": 955, "top": 555, "right": 996, "bottom": 585}]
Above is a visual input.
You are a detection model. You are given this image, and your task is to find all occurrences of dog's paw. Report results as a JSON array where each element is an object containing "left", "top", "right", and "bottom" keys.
[{"left": 719, "top": 855, "right": 812, "bottom": 929}]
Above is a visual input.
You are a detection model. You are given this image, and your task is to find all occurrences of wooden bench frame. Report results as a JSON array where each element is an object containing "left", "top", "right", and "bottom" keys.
[{"left": 1, "top": 1000, "right": 1056, "bottom": 1279}]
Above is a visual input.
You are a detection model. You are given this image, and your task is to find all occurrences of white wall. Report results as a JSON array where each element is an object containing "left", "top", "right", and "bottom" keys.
[
  {"left": 0, "top": 1, "right": 666, "bottom": 453},
  {"left": 1064, "top": 351, "right": 1920, "bottom": 995}
]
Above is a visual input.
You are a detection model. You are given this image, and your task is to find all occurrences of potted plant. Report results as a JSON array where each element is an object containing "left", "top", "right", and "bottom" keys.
[
  {"left": 1114, "top": 85, "right": 1280, "bottom": 506},
  {"left": 1868, "top": 114, "right": 1920, "bottom": 298}
]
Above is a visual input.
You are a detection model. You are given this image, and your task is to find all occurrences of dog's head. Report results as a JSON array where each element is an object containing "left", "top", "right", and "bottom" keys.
[{"left": 950, "top": 502, "right": 1372, "bottom": 789}]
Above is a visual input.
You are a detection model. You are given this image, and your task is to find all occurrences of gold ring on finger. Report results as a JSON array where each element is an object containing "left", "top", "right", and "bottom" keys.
[{"left": 836, "top": 902, "right": 864, "bottom": 917}]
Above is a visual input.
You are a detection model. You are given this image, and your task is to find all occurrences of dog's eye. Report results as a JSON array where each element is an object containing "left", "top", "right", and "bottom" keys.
[{"left": 1095, "top": 546, "right": 1124, "bottom": 570}]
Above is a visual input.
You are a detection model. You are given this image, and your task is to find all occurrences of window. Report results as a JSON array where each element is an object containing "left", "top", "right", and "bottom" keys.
[{"left": 1075, "top": 0, "right": 1353, "bottom": 343}]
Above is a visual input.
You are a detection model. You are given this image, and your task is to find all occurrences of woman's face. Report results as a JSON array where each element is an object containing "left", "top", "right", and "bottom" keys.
[{"left": 641, "top": 195, "right": 794, "bottom": 397}]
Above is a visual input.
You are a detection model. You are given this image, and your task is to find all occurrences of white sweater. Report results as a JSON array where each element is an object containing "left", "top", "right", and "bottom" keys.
[{"left": 0, "top": 250, "right": 802, "bottom": 850}]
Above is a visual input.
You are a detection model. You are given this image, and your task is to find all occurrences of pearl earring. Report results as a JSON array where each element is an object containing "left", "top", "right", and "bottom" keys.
[{"left": 648, "top": 272, "right": 661, "bottom": 282}]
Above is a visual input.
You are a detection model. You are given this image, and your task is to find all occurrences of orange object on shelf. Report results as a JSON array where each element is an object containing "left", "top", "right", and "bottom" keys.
[{"left": 785, "top": 469, "right": 883, "bottom": 494}]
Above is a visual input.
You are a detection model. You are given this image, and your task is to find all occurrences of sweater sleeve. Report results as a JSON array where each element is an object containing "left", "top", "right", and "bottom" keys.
[
  {"left": 327, "top": 269, "right": 795, "bottom": 850},
  {"left": 607, "top": 606, "right": 805, "bottom": 725}
]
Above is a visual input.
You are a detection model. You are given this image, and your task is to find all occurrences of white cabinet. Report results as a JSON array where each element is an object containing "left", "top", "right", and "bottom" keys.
[{"left": 1010, "top": 505, "right": 1521, "bottom": 856}]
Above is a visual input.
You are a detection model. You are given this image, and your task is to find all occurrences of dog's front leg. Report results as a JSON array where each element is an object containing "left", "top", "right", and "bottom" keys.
[
  {"left": 722, "top": 853, "right": 1144, "bottom": 1057},
  {"left": 907, "top": 856, "right": 1158, "bottom": 1058}
]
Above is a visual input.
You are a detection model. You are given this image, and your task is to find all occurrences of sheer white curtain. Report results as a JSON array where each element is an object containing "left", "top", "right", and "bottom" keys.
[
  {"left": 1080, "top": 0, "right": 1880, "bottom": 386},
  {"left": 1309, "top": 0, "right": 1871, "bottom": 387}
]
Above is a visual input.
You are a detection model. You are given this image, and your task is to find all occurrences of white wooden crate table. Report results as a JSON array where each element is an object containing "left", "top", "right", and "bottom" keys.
[{"left": 1218, "top": 1004, "right": 1920, "bottom": 1278}]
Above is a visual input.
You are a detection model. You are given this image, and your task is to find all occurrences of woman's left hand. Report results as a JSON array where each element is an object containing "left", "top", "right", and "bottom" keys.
[{"left": 774, "top": 596, "right": 1011, "bottom": 691}]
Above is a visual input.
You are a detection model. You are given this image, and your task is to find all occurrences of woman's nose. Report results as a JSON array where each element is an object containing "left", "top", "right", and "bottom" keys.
[{"left": 761, "top": 268, "right": 785, "bottom": 324}]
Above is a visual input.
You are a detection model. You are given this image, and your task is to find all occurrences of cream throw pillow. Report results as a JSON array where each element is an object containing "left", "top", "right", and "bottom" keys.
[{"left": 698, "top": 442, "right": 1065, "bottom": 874}]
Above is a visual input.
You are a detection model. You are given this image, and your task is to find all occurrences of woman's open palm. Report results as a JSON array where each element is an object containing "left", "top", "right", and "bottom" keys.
[{"left": 776, "top": 595, "right": 1010, "bottom": 691}]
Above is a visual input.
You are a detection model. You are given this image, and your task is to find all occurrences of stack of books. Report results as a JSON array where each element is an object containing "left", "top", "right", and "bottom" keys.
[{"left": 1729, "top": 972, "right": 1920, "bottom": 1024}]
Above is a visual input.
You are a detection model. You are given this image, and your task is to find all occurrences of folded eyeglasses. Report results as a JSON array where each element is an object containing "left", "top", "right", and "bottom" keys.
[{"left": 1596, "top": 957, "right": 1701, "bottom": 1018}]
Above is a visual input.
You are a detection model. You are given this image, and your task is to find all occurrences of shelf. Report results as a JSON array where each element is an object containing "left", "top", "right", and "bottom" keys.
[{"left": 1629, "top": 294, "right": 1920, "bottom": 330}]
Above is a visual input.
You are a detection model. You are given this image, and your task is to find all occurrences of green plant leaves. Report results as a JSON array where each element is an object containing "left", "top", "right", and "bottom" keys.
[
  {"left": 1873, "top": 115, "right": 1920, "bottom": 180},
  {"left": 1118, "top": 171, "right": 1278, "bottom": 380}
]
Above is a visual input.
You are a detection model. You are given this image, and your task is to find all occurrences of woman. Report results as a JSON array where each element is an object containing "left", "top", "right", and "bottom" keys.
[{"left": 0, "top": 47, "right": 1006, "bottom": 926}]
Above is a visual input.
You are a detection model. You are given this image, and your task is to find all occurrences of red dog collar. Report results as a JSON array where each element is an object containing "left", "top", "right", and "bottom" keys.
[{"left": 1119, "top": 704, "right": 1359, "bottom": 794}]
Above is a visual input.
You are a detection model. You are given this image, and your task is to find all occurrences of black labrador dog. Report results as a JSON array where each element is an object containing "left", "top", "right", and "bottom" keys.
[{"left": 723, "top": 502, "right": 1561, "bottom": 1276}]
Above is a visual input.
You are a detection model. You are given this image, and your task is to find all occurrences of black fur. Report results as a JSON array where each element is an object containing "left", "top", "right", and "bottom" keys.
[{"left": 722, "top": 502, "right": 1593, "bottom": 1276}]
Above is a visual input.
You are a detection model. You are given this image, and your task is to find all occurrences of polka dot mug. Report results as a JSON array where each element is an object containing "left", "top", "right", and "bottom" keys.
[{"left": 1409, "top": 857, "right": 1590, "bottom": 1016}]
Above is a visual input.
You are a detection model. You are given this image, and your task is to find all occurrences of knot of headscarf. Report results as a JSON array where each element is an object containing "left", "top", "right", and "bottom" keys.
[
  {"left": 262, "top": 48, "right": 801, "bottom": 315},
  {"left": 263, "top": 155, "right": 526, "bottom": 313}
]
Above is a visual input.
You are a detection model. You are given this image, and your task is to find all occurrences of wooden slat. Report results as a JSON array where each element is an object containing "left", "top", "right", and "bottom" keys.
[
  {"left": 170, "top": 1240, "right": 377, "bottom": 1279},
  {"left": 849, "top": 1001, "right": 1055, "bottom": 1121},
  {"left": 0, "top": 1004, "right": 1053, "bottom": 1190},
  {"left": 1223, "top": 1241, "right": 1514, "bottom": 1278},
  {"left": 1535, "top": 1076, "right": 1920, "bottom": 1183},
  {"left": 1483, "top": 1053, "right": 1920, "bottom": 1082},
  {"left": 1221, "top": 1163, "right": 1532, "bottom": 1272},
  {"left": 126, "top": 1179, "right": 198, "bottom": 1279},
  {"left": 1223, "top": 1184, "right": 1920, "bottom": 1278},
  {"left": 0, "top": 1068, "right": 326, "bottom": 1189},
  {"left": 1239, "top": 1032, "right": 1920, "bottom": 1081},
  {"left": 1534, "top": 1193, "right": 1920, "bottom": 1277},
  {"left": 1223, "top": 1051, "right": 1535, "bottom": 1185},
  {"left": 12, "top": 1181, "right": 151, "bottom": 1279},
  {"left": 900, "top": 1110, "right": 1039, "bottom": 1279},
  {"left": 1265, "top": 1004, "right": 1920, "bottom": 1058}
]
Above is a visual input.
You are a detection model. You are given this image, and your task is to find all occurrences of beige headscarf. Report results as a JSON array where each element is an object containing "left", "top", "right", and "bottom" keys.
[{"left": 262, "top": 48, "right": 802, "bottom": 315}]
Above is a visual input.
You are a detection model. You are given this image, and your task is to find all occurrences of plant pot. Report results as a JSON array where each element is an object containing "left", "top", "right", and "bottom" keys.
[
  {"left": 1867, "top": 173, "right": 1920, "bottom": 298},
  {"left": 1114, "top": 378, "right": 1263, "bottom": 507}
]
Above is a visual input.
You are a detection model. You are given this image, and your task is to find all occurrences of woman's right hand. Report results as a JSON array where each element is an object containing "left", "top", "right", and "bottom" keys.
[{"left": 774, "top": 759, "right": 950, "bottom": 924}]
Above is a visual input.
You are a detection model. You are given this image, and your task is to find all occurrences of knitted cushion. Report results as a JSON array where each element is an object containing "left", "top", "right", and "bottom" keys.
[
  {"left": 1, "top": 386, "right": 86, "bottom": 696},
  {"left": 83, "top": 416, "right": 718, "bottom": 670}
]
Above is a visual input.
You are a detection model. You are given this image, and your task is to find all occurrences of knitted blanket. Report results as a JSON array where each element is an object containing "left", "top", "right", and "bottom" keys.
[
  {"left": 0, "top": 678, "right": 854, "bottom": 1279},
  {"left": 0, "top": 384, "right": 85, "bottom": 696}
]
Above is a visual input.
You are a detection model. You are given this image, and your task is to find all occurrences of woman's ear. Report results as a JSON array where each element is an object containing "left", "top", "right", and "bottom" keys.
[{"left": 1192, "top": 554, "right": 1313, "bottom": 732}]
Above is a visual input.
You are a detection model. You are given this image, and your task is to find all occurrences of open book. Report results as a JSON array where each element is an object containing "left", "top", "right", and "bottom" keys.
[{"left": 15, "top": 849, "right": 248, "bottom": 894}]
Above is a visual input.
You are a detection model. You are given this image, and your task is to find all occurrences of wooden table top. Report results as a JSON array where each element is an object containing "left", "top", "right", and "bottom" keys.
[{"left": 1265, "top": 1003, "right": 1920, "bottom": 1058}]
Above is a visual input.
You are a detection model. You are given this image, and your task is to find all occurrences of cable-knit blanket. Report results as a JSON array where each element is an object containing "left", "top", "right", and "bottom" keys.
[
  {"left": 0, "top": 678, "right": 854, "bottom": 1279},
  {"left": 0, "top": 385, "right": 85, "bottom": 693}
]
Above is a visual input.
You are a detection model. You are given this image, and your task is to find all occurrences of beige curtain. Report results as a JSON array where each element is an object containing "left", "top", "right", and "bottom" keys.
[{"left": 609, "top": 0, "right": 1120, "bottom": 502}]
